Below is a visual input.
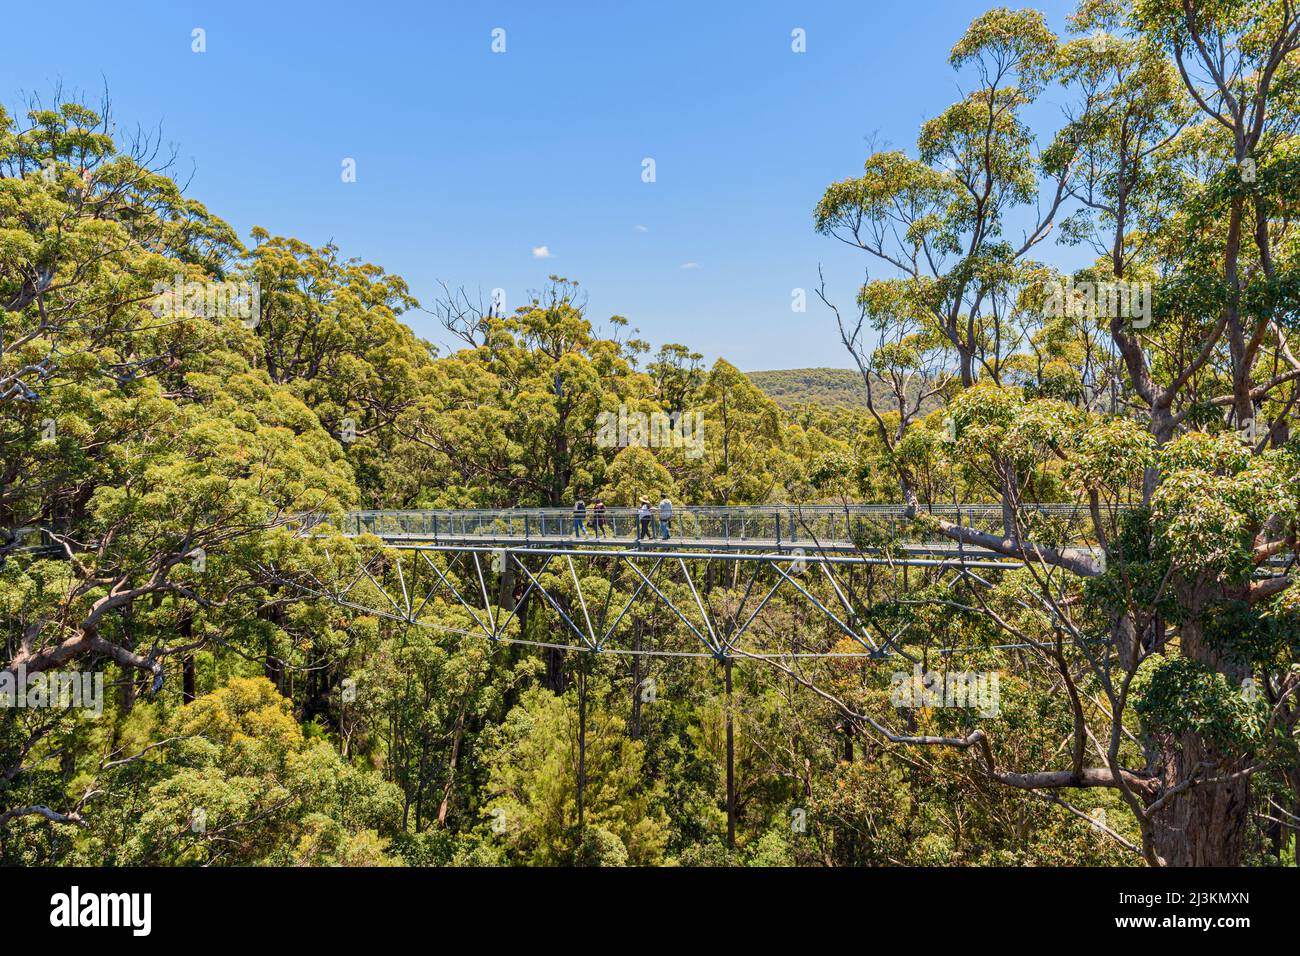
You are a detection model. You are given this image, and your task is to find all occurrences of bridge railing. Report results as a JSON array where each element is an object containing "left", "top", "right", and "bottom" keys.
[{"left": 332, "top": 503, "right": 1093, "bottom": 547}]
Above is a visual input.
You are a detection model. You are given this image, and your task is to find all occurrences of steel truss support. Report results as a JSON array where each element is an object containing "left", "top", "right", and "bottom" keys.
[
  {"left": 263, "top": 541, "right": 1005, "bottom": 662},
  {"left": 259, "top": 538, "right": 1055, "bottom": 845}
]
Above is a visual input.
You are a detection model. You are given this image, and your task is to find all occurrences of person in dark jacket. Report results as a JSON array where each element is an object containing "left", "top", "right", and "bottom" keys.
[
  {"left": 572, "top": 497, "right": 587, "bottom": 536},
  {"left": 591, "top": 498, "right": 608, "bottom": 537}
]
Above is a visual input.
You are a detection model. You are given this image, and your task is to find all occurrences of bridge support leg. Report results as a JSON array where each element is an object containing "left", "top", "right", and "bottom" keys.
[
  {"left": 725, "top": 656, "right": 735, "bottom": 852},
  {"left": 630, "top": 620, "right": 643, "bottom": 739},
  {"left": 496, "top": 553, "right": 515, "bottom": 611},
  {"left": 577, "top": 665, "right": 587, "bottom": 832}
]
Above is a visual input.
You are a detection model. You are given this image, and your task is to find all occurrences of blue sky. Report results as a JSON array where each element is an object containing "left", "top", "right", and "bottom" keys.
[{"left": 2, "top": 0, "right": 1078, "bottom": 370}]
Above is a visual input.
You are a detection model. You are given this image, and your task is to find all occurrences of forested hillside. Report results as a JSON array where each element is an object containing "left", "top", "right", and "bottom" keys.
[
  {"left": 746, "top": 368, "right": 869, "bottom": 409},
  {"left": 747, "top": 367, "right": 946, "bottom": 415},
  {"left": 2, "top": 0, "right": 1299, "bottom": 870}
]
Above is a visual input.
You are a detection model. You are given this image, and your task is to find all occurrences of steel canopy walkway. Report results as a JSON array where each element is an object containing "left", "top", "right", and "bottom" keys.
[
  {"left": 261, "top": 503, "right": 1109, "bottom": 663},
  {"left": 267, "top": 502, "right": 1285, "bottom": 848},
  {"left": 274, "top": 503, "right": 1102, "bottom": 854},
  {"left": 335, "top": 503, "right": 1093, "bottom": 564}
]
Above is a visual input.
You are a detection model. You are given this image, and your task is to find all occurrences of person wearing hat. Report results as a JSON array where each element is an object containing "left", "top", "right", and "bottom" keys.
[{"left": 636, "top": 496, "right": 653, "bottom": 542}]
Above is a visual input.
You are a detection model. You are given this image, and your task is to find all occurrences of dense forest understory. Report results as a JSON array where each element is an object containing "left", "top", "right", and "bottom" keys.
[{"left": 2, "top": 0, "right": 1300, "bottom": 867}]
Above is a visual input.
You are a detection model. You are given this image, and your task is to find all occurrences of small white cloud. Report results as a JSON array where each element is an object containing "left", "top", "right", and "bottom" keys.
[
  {"left": 634, "top": 224, "right": 649, "bottom": 232},
  {"left": 679, "top": 261, "right": 700, "bottom": 269},
  {"left": 531, "top": 245, "right": 553, "bottom": 259}
]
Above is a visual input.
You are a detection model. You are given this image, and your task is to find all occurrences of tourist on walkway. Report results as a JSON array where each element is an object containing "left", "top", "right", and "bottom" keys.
[
  {"left": 572, "top": 496, "right": 587, "bottom": 536},
  {"left": 659, "top": 495, "right": 673, "bottom": 540},
  {"left": 591, "top": 498, "right": 608, "bottom": 537},
  {"left": 637, "top": 497, "right": 653, "bottom": 541}
]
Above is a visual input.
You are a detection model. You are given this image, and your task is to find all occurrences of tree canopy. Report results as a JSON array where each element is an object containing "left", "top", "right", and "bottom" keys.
[{"left": 2, "top": 0, "right": 1299, "bottom": 870}]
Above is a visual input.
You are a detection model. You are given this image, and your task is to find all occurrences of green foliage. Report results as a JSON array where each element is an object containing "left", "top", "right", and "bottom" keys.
[
  {"left": 1134, "top": 657, "right": 1259, "bottom": 751},
  {"left": 84, "top": 678, "right": 405, "bottom": 866},
  {"left": 7, "top": 0, "right": 1300, "bottom": 869},
  {"left": 746, "top": 367, "right": 943, "bottom": 415},
  {"left": 482, "top": 686, "right": 668, "bottom": 866}
]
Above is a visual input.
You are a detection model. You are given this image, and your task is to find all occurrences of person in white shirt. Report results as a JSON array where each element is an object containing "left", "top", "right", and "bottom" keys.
[{"left": 636, "top": 497, "right": 652, "bottom": 541}]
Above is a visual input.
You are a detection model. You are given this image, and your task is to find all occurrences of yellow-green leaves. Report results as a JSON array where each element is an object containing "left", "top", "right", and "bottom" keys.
[
  {"left": 1066, "top": 417, "right": 1156, "bottom": 495},
  {"left": 814, "top": 152, "right": 953, "bottom": 241},
  {"left": 1149, "top": 433, "right": 1298, "bottom": 580},
  {"left": 951, "top": 8, "right": 1058, "bottom": 91},
  {"left": 946, "top": 383, "right": 1079, "bottom": 468}
]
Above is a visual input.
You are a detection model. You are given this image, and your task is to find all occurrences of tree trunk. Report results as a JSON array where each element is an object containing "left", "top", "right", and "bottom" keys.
[
  {"left": 437, "top": 708, "right": 466, "bottom": 828},
  {"left": 545, "top": 647, "right": 566, "bottom": 693},
  {"left": 182, "top": 656, "right": 196, "bottom": 703},
  {"left": 180, "top": 613, "right": 196, "bottom": 703},
  {"left": 630, "top": 620, "right": 643, "bottom": 739},
  {"left": 1150, "top": 734, "right": 1250, "bottom": 866},
  {"left": 576, "top": 667, "right": 586, "bottom": 831},
  {"left": 725, "top": 658, "right": 736, "bottom": 851},
  {"left": 1148, "top": 613, "right": 1251, "bottom": 866}
]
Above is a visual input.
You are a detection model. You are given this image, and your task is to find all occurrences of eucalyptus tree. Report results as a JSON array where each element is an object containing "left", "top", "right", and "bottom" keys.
[
  {"left": 815, "top": 9, "right": 1082, "bottom": 535},
  {"left": 242, "top": 231, "right": 430, "bottom": 504},
  {"left": 393, "top": 277, "right": 644, "bottom": 507},
  {"left": 811, "top": 1, "right": 1300, "bottom": 866},
  {"left": 0, "top": 98, "right": 362, "bottom": 830},
  {"left": 816, "top": 9, "right": 1075, "bottom": 393}
]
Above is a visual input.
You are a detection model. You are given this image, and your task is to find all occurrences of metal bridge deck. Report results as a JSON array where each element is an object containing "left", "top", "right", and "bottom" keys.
[
  {"left": 271, "top": 501, "right": 1279, "bottom": 662},
  {"left": 332, "top": 503, "right": 1096, "bottom": 562},
  {"left": 369, "top": 532, "right": 1026, "bottom": 563}
]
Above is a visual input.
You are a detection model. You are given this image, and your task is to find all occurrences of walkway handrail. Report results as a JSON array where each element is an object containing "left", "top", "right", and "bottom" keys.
[{"left": 310, "top": 502, "right": 1098, "bottom": 547}]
